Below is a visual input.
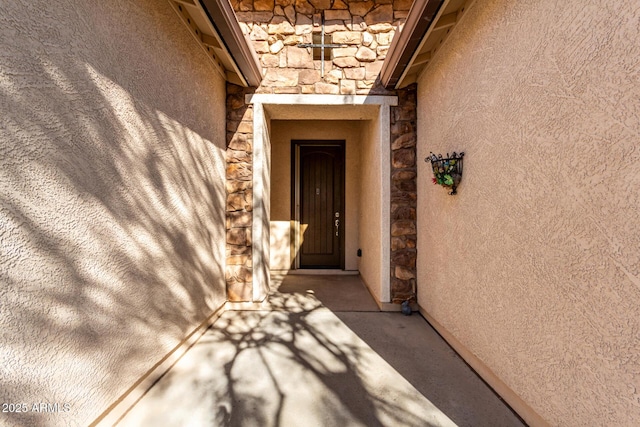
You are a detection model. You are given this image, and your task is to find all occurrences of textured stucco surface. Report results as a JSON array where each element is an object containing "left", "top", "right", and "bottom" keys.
[
  {"left": 270, "top": 120, "right": 364, "bottom": 271},
  {"left": 416, "top": 0, "right": 640, "bottom": 425},
  {"left": 0, "top": 1, "right": 227, "bottom": 426}
]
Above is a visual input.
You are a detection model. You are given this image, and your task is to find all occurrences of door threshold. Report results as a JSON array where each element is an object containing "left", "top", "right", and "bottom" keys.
[{"left": 283, "top": 269, "right": 359, "bottom": 276}]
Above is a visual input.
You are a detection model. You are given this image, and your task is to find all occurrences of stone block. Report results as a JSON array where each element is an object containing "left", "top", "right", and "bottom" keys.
[
  {"left": 249, "top": 25, "right": 269, "bottom": 41},
  {"left": 255, "top": 0, "right": 275, "bottom": 11},
  {"left": 238, "top": 0, "right": 253, "bottom": 11},
  {"left": 227, "top": 227, "right": 248, "bottom": 246},
  {"left": 333, "top": 0, "right": 348, "bottom": 8},
  {"left": 239, "top": 22, "right": 251, "bottom": 35},
  {"left": 391, "top": 219, "right": 416, "bottom": 236},
  {"left": 332, "top": 47, "right": 358, "bottom": 58},
  {"left": 392, "top": 249, "right": 416, "bottom": 268},
  {"left": 376, "top": 31, "right": 394, "bottom": 45},
  {"left": 325, "top": 10, "right": 351, "bottom": 20},
  {"left": 268, "top": 17, "right": 295, "bottom": 34},
  {"left": 333, "top": 57, "right": 360, "bottom": 68},
  {"left": 285, "top": 5, "right": 296, "bottom": 22},
  {"left": 227, "top": 163, "right": 253, "bottom": 181},
  {"left": 325, "top": 69, "right": 343, "bottom": 84},
  {"left": 227, "top": 192, "right": 247, "bottom": 211},
  {"left": 261, "top": 54, "right": 280, "bottom": 67},
  {"left": 392, "top": 148, "right": 416, "bottom": 168},
  {"left": 356, "top": 46, "right": 376, "bottom": 62},
  {"left": 340, "top": 79, "right": 356, "bottom": 94},
  {"left": 287, "top": 46, "right": 314, "bottom": 68},
  {"left": 324, "top": 20, "right": 347, "bottom": 33},
  {"left": 228, "top": 134, "right": 253, "bottom": 152},
  {"left": 332, "top": 31, "right": 362, "bottom": 45},
  {"left": 295, "top": 0, "right": 314, "bottom": 14},
  {"left": 253, "top": 40, "right": 269, "bottom": 53},
  {"left": 364, "top": 60, "right": 383, "bottom": 79},
  {"left": 301, "top": 85, "right": 315, "bottom": 93},
  {"left": 394, "top": 266, "right": 416, "bottom": 280},
  {"left": 226, "top": 179, "right": 252, "bottom": 194},
  {"left": 391, "top": 133, "right": 416, "bottom": 150},
  {"left": 365, "top": 5, "right": 393, "bottom": 24},
  {"left": 314, "top": 82, "right": 340, "bottom": 94},
  {"left": 276, "top": 0, "right": 293, "bottom": 5},
  {"left": 237, "top": 121, "right": 253, "bottom": 133},
  {"left": 227, "top": 244, "right": 251, "bottom": 256},
  {"left": 362, "top": 31, "right": 374, "bottom": 46},
  {"left": 393, "top": 0, "right": 412, "bottom": 10},
  {"left": 236, "top": 12, "right": 274, "bottom": 22},
  {"left": 348, "top": 16, "right": 367, "bottom": 31},
  {"left": 228, "top": 212, "right": 253, "bottom": 230},
  {"left": 367, "top": 23, "right": 393, "bottom": 33},
  {"left": 283, "top": 35, "right": 303, "bottom": 45},
  {"left": 227, "top": 149, "right": 251, "bottom": 163},
  {"left": 296, "top": 23, "right": 313, "bottom": 35},
  {"left": 349, "top": 1, "right": 374, "bottom": 17},
  {"left": 391, "top": 237, "right": 406, "bottom": 250},
  {"left": 391, "top": 205, "right": 416, "bottom": 220},
  {"left": 263, "top": 68, "right": 299, "bottom": 86},
  {"left": 309, "top": 0, "right": 331, "bottom": 8},
  {"left": 344, "top": 67, "right": 366, "bottom": 80},
  {"left": 270, "top": 40, "right": 284, "bottom": 53},
  {"left": 356, "top": 79, "right": 374, "bottom": 89},
  {"left": 227, "top": 254, "right": 250, "bottom": 266},
  {"left": 274, "top": 5, "right": 285, "bottom": 16},
  {"left": 298, "top": 69, "right": 321, "bottom": 84}
]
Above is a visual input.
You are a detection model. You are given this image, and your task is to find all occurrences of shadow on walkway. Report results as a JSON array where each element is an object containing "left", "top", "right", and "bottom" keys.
[{"left": 117, "top": 274, "right": 526, "bottom": 427}]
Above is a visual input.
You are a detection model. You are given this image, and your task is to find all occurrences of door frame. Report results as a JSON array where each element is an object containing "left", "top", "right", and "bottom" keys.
[{"left": 292, "top": 140, "right": 346, "bottom": 270}]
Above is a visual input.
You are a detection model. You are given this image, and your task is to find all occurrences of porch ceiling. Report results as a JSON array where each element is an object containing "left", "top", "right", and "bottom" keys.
[
  {"left": 381, "top": 0, "right": 475, "bottom": 89},
  {"left": 265, "top": 104, "right": 380, "bottom": 121},
  {"left": 169, "top": 0, "right": 261, "bottom": 86}
]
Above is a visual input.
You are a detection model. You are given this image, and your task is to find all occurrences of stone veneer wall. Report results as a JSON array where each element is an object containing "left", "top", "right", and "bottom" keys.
[
  {"left": 226, "top": 84, "right": 256, "bottom": 301},
  {"left": 226, "top": 0, "right": 417, "bottom": 303},
  {"left": 390, "top": 85, "right": 417, "bottom": 303},
  {"left": 231, "top": 0, "right": 411, "bottom": 95}
]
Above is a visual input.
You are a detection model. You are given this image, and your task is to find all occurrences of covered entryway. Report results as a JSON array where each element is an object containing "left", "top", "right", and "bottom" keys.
[{"left": 248, "top": 94, "right": 397, "bottom": 307}]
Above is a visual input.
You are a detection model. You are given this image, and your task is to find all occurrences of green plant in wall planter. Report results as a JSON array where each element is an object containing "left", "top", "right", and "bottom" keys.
[{"left": 426, "top": 152, "right": 464, "bottom": 195}]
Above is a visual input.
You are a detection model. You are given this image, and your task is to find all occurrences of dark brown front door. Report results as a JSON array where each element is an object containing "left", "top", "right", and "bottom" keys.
[{"left": 298, "top": 144, "right": 344, "bottom": 269}]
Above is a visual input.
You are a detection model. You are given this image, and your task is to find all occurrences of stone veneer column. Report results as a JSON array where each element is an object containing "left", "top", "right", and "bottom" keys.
[
  {"left": 389, "top": 84, "right": 417, "bottom": 303},
  {"left": 226, "top": 83, "right": 256, "bottom": 301}
]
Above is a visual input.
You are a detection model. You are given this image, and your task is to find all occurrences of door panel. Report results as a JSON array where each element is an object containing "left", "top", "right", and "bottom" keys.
[{"left": 299, "top": 145, "right": 344, "bottom": 268}]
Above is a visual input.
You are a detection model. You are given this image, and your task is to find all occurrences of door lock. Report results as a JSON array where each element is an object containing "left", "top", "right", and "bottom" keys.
[{"left": 335, "top": 219, "right": 340, "bottom": 236}]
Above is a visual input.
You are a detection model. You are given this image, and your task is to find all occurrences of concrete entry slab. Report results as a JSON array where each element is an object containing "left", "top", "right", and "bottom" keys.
[{"left": 117, "top": 276, "right": 526, "bottom": 427}]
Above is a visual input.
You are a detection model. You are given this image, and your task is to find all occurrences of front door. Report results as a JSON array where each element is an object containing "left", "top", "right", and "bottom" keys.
[{"left": 296, "top": 142, "right": 344, "bottom": 269}]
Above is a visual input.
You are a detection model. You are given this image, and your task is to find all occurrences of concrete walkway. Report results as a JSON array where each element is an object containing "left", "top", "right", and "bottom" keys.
[{"left": 117, "top": 275, "right": 526, "bottom": 427}]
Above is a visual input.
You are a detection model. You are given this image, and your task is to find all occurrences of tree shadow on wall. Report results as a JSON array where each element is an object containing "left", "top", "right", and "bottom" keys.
[{"left": 0, "top": 24, "right": 228, "bottom": 427}]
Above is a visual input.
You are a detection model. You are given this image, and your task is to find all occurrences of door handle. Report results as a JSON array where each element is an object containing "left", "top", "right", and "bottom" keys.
[{"left": 335, "top": 219, "right": 340, "bottom": 236}]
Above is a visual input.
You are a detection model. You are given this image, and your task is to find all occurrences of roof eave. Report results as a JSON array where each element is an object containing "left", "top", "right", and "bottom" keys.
[
  {"left": 380, "top": 0, "right": 444, "bottom": 90},
  {"left": 199, "top": 0, "right": 262, "bottom": 87}
]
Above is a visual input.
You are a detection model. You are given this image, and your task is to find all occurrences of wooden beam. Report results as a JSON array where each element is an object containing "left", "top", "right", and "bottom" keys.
[
  {"left": 201, "top": 33, "right": 221, "bottom": 48},
  {"left": 413, "top": 51, "right": 431, "bottom": 66},
  {"left": 434, "top": 12, "right": 457, "bottom": 30}
]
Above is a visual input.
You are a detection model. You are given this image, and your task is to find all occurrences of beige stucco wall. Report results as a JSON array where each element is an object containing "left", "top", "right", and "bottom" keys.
[
  {"left": 0, "top": 1, "right": 227, "bottom": 426},
  {"left": 416, "top": 0, "right": 640, "bottom": 425},
  {"left": 270, "top": 120, "right": 363, "bottom": 271},
  {"left": 359, "top": 114, "right": 385, "bottom": 302}
]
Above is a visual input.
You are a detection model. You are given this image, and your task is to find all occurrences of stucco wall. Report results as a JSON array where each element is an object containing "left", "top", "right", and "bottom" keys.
[
  {"left": 359, "top": 115, "right": 385, "bottom": 302},
  {"left": 269, "top": 120, "right": 363, "bottom": 271},
  {"left": 416, "top": 0, "right": 640, "bottom": 425},
  {"left": 0, "top": 1, "right": 227, "bottom": 426}
]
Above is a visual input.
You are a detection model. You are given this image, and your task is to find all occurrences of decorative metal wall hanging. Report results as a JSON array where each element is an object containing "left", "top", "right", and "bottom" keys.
[{"left": 426, "top": 152, "right": 464, "bottom": 195}]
